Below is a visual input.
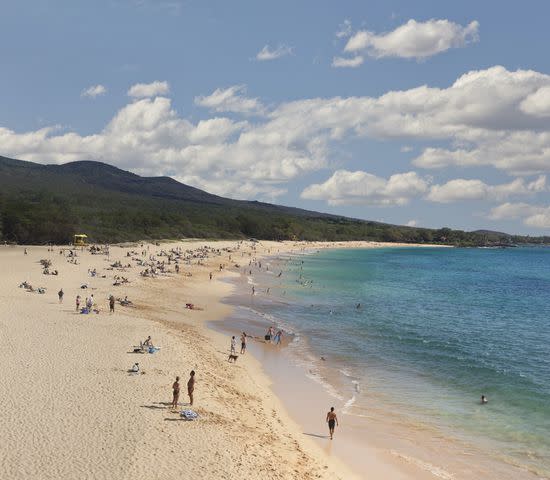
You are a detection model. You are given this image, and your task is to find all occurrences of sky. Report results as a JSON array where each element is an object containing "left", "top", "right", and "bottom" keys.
[{"left": 2, "top": 0, "right": 550, "bottom": 235}]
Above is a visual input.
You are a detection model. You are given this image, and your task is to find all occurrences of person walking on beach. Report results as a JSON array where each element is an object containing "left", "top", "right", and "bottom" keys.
[
  {"left": 187, "top": 370, "right": 195, "bottom": 406},
  {"left": 274, "top": 330, "right": 283, "bottom": 345},
  {"left": 171, "top": 376, "right": 180, "bottom": 410},
  {"left": 58, "top": 289, "right": 64, "bottom": 303},
  {"left": 109, "top": 295, "right": 115, "bottom": 314},
  {"left": 75, "top": 295, "right": 81, "bottom": 312},
  {"left": 230, "top": 336, "right": 236, "bottom": 355},
  {"left": 326, "top": 407, "right": 338, "bottom": 440},
  {"left": 240, "top": 332, "right": 247, "bottom": 354}
]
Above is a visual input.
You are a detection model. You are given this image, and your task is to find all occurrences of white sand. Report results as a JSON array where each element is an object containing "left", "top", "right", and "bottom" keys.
[{"left": 0, "top": 240, "right": 447, "bottom": 480}]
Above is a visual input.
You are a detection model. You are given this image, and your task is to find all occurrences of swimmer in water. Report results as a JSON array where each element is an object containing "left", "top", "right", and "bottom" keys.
[{"left": 481, "top": 395, "right": 488, "bottom": 404}]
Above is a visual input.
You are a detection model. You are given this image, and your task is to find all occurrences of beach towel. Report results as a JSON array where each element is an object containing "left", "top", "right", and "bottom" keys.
[
  {"left": 148, "top": 346, "right": 160, "bottom": 354},
  {"left": 180, "top": 409, "right": 199, "bottom": 420}
]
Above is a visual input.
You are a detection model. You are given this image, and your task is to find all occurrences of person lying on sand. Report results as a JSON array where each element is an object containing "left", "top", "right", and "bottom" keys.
[{"left": 185, "top": 303, "right": 203, "bottom": 310}]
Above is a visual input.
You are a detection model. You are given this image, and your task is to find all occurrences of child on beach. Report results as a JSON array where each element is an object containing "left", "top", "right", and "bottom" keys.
[{"left": 230, "top": 336, "right": 236, "bottom": 355}]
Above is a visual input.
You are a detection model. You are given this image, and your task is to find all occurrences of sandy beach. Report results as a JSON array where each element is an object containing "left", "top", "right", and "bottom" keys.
[{"left": 0, "top": 239, "right": 458, "bottom": 480}]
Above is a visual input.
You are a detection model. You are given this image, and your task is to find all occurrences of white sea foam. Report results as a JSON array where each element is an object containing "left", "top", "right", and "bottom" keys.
[
  {"left": 343, "top": 395, "right": 356, "bottom": 413},
  {"left": 389, "top": 450, "right": 455, "bottom": 480},
  {"left": 304, "top": 369, "right": 345, "bottom": 402}
]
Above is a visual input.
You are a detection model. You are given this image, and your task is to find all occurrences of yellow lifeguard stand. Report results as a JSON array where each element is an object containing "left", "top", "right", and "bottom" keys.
[{"left": 74, "top": 234, "right": 88, "bottom": 246}]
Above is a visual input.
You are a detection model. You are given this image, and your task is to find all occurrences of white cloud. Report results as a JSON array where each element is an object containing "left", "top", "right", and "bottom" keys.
[
  {"left": 256, "top": 44, "right": 293, "bottom": 61},
  {"left": 406, "top": 220, "right": 418, "bottom": 227},
  {"left": 488, "top": 202, "right": 550, "bottom": 229},
  {"left": 427, "top": 176, "right": 546, "bottom": 203},
  {"left": 194, "top": 85, "right": 264, "bottom": 115},
  {"left": 6, "top": 66, "right": 550, "bottom": 202},
  {"left": 331, "top": 55, "right": 364, "bottom": 68},
  {"left": 127, "top": 81, "right": 170, "bottom": 98},
  {"left": 0, "top": 95, "right": 320, "bottom": 200},
  {"left": 343, "top": 19, "right": 479, "bottom": 59},
  {"left": 519, "top": 86, "right": 550, "bottom": 117},
  {"left": 301, "top": 170, "right": 428, "bottom": 206},
  {"left": 81, "top": 85, "right": 107, "bottom": 98},
  {"left": 336, "top": 20, "right": 352, "bottom": 39}
]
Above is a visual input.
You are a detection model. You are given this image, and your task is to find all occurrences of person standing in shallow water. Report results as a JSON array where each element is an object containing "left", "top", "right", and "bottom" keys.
[
  {"left": 326, "top": 407, "right": 338, "bottom": 440},
  {"left": 240, "top": 332, "right": 247, "bottom": 354},
  {"left": 187, "top": 370, "right": 195, "bottom": 406}
]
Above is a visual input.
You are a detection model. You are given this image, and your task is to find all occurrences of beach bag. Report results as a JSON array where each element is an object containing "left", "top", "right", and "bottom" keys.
[
  {"left": 180, "top": 409, "right": 199, "bottom": 420},
  {"left": 265, "top": 335, "right": 271, "bottom": 341}
]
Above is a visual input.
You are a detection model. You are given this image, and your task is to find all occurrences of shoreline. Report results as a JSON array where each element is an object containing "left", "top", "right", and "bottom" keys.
[
  {"left": 0, "top": 240, "right": 370, "bottom": 480},
  {"left": 1, "top": 240, "right": 542, "bottom": 480},
  {"left": 211, "top": 244, "right": 548, "bottom": 480}
]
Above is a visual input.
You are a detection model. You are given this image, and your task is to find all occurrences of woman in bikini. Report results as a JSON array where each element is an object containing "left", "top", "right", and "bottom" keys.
[{"left": 171, "top": 376, "right": 180, "bottom": 410}]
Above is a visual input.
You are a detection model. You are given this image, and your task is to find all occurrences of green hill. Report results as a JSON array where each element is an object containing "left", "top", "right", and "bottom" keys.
[{"left": 0, "top": 156, "right": 547, "bottom": 246}]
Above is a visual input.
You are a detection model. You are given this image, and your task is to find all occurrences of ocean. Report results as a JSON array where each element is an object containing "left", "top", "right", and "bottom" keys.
[{"left": 236, "top": 246, "right": 550, "bottom": 477}]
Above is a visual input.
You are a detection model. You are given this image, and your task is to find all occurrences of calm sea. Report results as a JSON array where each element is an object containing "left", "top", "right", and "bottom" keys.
[{"left": 245, "top": 246, "right": 550, "bottom": 476}]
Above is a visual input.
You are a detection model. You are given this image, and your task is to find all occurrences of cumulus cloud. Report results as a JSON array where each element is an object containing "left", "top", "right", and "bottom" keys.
[
  {"left": 331, "top": 55, "right": 364, "bottom": 68},
  {"left": 488, "top": 202, "right": 550, "bottom": 229},
  {"left": 301, "top": 170, "right": 428, "bottom": 206},
  {"left": 342, "top": 19, "right": 479, "bottom": 60},
  {"left": 519, "top": 86, "right": 550, "bottom": 117},
  {"left": 81, "top": 85, "right": 107, "bottom": 98},
  {"left": 6, "top": 66, "right": 550, "bottom": 202},
  {"left": 0, "top": 95, "right": 321, "bottom": 199},
  {"left": 127, "top": 81, "right": 170, "bottom": 98},
  {"left": 427, "top": 176, "right": 546, "bottom": 203},
  {"left": 256, "top": 44, "right": 293, "bottom": 61},
  {"left": 194, "top": 85, "right": 264, "bottom": 115},
  {"left": 406, "top": 220, "right": 418, "bottom": 227}
]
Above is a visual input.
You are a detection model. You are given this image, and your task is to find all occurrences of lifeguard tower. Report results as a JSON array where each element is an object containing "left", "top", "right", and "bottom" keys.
[{"left": 73, "top": 234, "right": 88, "bottom": 246}]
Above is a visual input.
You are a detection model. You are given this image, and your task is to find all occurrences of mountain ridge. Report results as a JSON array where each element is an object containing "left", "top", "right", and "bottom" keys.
[{"left": 1, "top": 155, "right": 548, "bottom": 246}]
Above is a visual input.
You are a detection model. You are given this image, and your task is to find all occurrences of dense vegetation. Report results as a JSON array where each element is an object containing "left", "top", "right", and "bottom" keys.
[{"left": 1, "top": 156, "right": 548, "bottom": 246}]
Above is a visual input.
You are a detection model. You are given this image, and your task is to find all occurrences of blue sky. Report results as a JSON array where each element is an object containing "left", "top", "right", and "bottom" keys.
[{"left": 2, "top": 1, "right": 550, "bottom": 234}]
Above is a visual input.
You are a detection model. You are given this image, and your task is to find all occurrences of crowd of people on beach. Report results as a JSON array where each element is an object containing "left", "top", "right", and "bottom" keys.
[{"left": 16, "top": 240, "right": 345, "bottom": 441}]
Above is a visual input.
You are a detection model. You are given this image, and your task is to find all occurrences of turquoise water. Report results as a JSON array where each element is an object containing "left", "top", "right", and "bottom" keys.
[{"left": 257, "top": 247, "right": 550, "bottom": 475}]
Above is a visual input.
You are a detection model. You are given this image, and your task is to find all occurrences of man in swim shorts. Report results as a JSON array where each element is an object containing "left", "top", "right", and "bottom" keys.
[{"left": 326, "top": 407, "right": 338, "bottom": 440}]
